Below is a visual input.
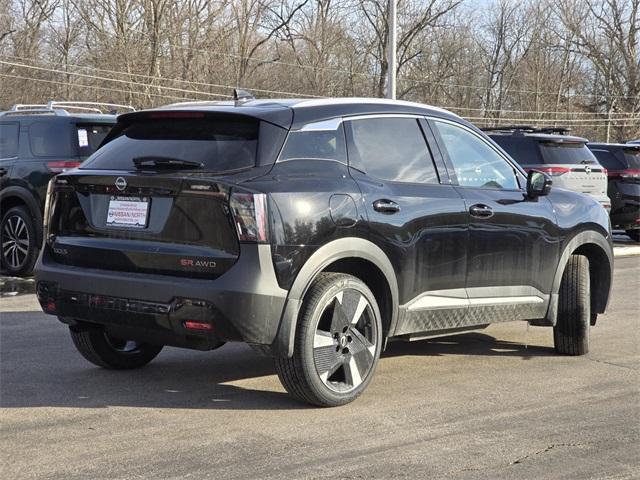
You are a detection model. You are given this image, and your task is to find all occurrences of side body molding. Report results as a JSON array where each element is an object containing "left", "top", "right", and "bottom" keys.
[
  {"left": 542, "top": 230, "right": 613, "bottom": 326},
  {"left": 270, "top": 237, "right": 399, "bottom": 357}
]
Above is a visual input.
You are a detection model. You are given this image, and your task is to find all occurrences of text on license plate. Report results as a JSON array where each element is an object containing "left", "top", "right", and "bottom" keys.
[{"left": 106, "top": 197, "right": 150, "bottom": 228}]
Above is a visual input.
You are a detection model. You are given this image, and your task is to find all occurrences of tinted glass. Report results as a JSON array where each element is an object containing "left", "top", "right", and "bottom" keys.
[
  {"left": 490, "top": 136, "right": 541, "bottom": 165},
  {"left": 82, "top": 116, "right": 258, "bottom": 172},
  {"left": 622, "top": 148, "right": 640, "bottom": 169},
  {"left": 591, "top": 149, "right": 624, "bottom": 170},
  {"left": 434, "top": 121, "right": 519, "bottom": 190},
  {"left": 348, "top": 117, "right": 439, "bottom": 184},
  {"left": 29, "top": 121, "right": 74, "bottom": 157},
  {"left": 539, "top": 142, "right": 597, "bottom": 165},
  {"left": 280, "top": 124, "right": 346, "bottom": 162},
  {"left": 76, "top": 124, "right": 112, "bottom": 157},
  {"left": 0, "top": 123, "right": 19, "bottom": 158}
]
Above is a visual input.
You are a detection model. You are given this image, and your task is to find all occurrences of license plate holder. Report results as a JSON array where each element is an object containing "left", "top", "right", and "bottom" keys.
[{"left": 106, "top": 196, "right": 150, "bottom": 228}]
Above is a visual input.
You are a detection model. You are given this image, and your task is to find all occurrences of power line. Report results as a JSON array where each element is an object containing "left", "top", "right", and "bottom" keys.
[
  {"left": 0, "top": 73, "right": 195, "bottom": 102},
  {"left": 445, "top": 105, "right": 639, "bottom": 116},
  {"left": 3, "top": 55, "right": 324, "bottom": 99},
  {"left": 0, "top": 60, "right": 230, "bottom": 99},
  {"left": 464, "top": 115, "right": 640, "bottom": 124}
]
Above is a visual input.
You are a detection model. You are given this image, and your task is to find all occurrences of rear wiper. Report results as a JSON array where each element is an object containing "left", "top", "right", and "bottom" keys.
[{"left": 133, "top": 156, "right": 204, "bottom": 170}]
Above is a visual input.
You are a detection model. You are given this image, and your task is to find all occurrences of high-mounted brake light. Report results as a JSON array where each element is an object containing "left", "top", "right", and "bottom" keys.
[
  {"left": 537, "top": 167, "right": 572, "bottom": 176},
  {"left": 229, "top": 191, "right": 268, "bottom": 243},
  {"left": 147, "top": 112, "right": 205, "bottom": 119},
  {"left": 46, "top": 161, "right": 81, "bottom": 173}
]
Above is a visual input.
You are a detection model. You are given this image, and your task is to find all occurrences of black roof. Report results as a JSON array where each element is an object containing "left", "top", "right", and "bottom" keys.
[{"left": 117, "top": 98, "right": 464, "bottom": 130}]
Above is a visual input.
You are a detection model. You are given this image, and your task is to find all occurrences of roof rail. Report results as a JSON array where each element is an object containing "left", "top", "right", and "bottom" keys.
[
  {"left": 1, "top": 100, "right": 135, "bottom": 117},
  {"left": 481, "top": 125, "right": 572, "bottom": 135}
]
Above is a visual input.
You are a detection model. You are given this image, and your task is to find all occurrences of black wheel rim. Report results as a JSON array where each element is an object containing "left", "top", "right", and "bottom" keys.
[
  {"left": 104, "top": 334, "right": 140, "bottom": 353},
  {"left": 313, "top": 288, "right": 378, "bottom": 393},
  {"left": 2, "top": 215, "right": 29, "bottom": 270}
]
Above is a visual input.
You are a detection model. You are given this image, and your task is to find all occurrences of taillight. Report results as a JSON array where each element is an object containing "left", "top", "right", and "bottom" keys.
[
  {"left": 538, "top": 167, "right": 572, "bottom": 176},
  {"left": 608, "top": 169, "right": 640, "bottom": 179},
  {"left": 229, "top": 191, "right": 268, "bottom": 243},
  {"left": 42, "top": 177, "right": 55, "bottom": 234},
  {"left": 46, "top": 161, "right": 81, "bottom": 173}
]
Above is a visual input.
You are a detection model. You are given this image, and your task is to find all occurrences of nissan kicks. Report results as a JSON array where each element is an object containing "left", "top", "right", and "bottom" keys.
[{"left": 35, "top": 97, "right": 613, "bottom": 406}]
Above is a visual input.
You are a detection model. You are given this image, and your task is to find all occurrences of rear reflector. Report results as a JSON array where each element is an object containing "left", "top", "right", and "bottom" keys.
[
  {"left": 46, "top": 161, "right": 81, "bottom": 173},
  {"left": 184, "top": 321, "right": 213, "bottom": 331}
]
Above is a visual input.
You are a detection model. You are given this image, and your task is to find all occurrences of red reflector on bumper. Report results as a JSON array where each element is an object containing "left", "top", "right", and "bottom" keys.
[
  {"left": 45, "top": 301, "right": 56, "bottom": 312},
  {"left": 184, "top": 321, "right": 213, "bottom": 331}
]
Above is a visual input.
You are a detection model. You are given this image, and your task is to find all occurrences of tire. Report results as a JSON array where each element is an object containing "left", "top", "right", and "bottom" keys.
[
  {"left": 0, "top": 205, "right": 38, "bottom": 276},
  {"left": 275, "top": 273, "right": 383, "bottom": 407},
  {"left": 554, "top": 255, "right": 590, "bottom": 355},
  {"left": 69, "top": 328, "right": 163, "bottom": 369},
  {"left": 626, "top": 229, "right": 640, "bottom": 242}
]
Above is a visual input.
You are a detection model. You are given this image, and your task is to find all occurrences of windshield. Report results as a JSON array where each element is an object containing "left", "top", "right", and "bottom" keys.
[
  {"left": 81, "top": 116, "right": 259, "bottom": 172},
  {"left": 539, "top": 142, "right": 598, "bottom": 165}
]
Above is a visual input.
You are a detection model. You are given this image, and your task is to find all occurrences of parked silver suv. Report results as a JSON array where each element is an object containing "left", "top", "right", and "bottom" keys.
[{"left": 486, "top": 126, "right": 610, "bottom": 211}]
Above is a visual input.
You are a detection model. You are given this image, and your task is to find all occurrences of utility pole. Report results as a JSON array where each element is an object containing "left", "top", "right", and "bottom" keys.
[{"left": 387, "top": 0, "right": 397, "bottom": 99}]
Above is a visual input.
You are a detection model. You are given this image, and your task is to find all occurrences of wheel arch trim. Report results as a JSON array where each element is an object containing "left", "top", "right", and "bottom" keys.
[
  {"left": 271, "top": 237, "right": 399, "bottom": 357},
  {"left": 544, "top": 230, "right": 613, "bottom": 326}
]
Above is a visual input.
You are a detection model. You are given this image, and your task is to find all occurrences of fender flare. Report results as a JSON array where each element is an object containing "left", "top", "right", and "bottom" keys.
[
  {"left": 0, "top": 186, "right": 43, "bottom": 245},
  {"left": 270, "top": 237, "right": 399, "bottom": 357},
  {"left": 543, "top": 230, "right": 613, "bottom": 326}
]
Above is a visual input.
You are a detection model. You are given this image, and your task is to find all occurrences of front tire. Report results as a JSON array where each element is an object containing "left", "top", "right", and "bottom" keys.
[
  {"left": 69, "top": 328, "right": 163, "bottom": 369},
  {"left": 626, "top": 229, "right": 640, "bottom": 242},
  {"left": 1, "top": 206, "right": 38, "bottom": 276},
  {"left": 554, "top": 255, "right": 590, "bottom": 355},
  {"left": 275, "top": 273, "right": 383, "bottom": 407}
]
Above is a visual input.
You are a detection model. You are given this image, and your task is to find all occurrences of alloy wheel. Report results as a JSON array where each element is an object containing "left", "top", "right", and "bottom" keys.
[
  {"left": 313, "top": 288, "right": 378, "bottom": 393},
  {"left": 2, "top": 214, "right": 30, "bottom": 270}
]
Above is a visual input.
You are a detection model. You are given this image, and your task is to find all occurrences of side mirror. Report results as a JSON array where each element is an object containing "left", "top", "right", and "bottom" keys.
[{"left": 527, "top": 170, "right": 552, "bottom": 198}]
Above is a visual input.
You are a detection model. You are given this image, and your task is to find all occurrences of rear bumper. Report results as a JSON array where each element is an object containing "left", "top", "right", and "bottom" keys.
[
  {"left": 610, "top": 199, "right": 640, "bottom": 230},
  {"left": 35, "top": 244, "right": 288, "bottom": 353}
]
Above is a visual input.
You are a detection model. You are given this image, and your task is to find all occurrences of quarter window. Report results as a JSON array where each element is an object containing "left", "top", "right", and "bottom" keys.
[
  {"left": 279, "top": 123, "right": 346, "bottom": 163},
  {"left": 434, "top": 120, "right": 519, "bottom": 190},
  {"left": 348, "top": 117, "right": 439, "bottom": 184}
]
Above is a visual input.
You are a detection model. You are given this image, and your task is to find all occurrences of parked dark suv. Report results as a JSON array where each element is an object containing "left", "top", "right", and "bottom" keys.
[
  {"left": 35, "top": 97, "right": 613, "bottom": 406},
  {"left": 588, "top": 143, "right": 640, "bottom": 241},
  {"left": 0, "top": 102, "right": 127, "bottom": 276},
  {"left": 486, "top": 126, "right": 610, "bottom": 212}
]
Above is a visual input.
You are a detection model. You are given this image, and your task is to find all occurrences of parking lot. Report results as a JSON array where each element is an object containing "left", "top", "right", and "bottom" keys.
[{"left": 1, "top": 255, "right": 638, "bottom": 480}]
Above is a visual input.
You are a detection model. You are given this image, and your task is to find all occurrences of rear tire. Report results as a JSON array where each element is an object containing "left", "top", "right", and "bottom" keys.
[
  {"left": 554, "top": 255, "right": 590, "bottom": 355},
  {"left": 626, "top": 229, "right": 640, "bottom": 242},
  {"left": 69, "top": 328, "right": 163, "bottom": 369},
  {"left": 275, "top": 273, "right": 383, "bottom": 407},
  {"left": 0, "top": 206, "right": 38, "bottom": 277}
]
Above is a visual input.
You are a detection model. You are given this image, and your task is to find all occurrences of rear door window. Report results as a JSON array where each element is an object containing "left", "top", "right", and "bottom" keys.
[
  {"left": 0, "top": 123, "right": 19, "bottom": 158},
  {"left": 622, "top": 148, "right": 640, "bottom": 169},
  {"left": 347, "top": 117, "right": 440, "bottom": 184},
  {"left": 29, "top": 121, "right": 74, "bottom": 157},
  {"left": 539, "top": 142, "right": 597, "bottom": 165},
  {"left": 82, "top": 115, "right": 259, "bottom": 172}
]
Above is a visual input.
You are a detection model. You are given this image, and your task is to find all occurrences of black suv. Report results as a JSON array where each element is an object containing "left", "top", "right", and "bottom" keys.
[
  {"left": 0, "top": 102, "right": 125, "bottom": 275},
  {"left": 35, "top": 98, "right": 613, "bottom": 406},
  {"left": 588, "top": 142, "right": 640, "bottom": 241}
]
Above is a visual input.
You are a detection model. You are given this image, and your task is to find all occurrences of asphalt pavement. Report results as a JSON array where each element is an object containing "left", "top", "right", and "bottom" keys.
[{"left": 1, "top": 257, "right": 638, "bottom": 480}]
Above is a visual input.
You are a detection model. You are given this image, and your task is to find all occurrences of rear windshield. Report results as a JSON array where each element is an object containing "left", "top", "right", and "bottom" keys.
[
  {"left": 76, "top": 124, "right": 112, "bottom": 157},
  {"left": 539, "top": 142, "right": 598, "bottom": 165},
  {"left": 622, "top": 148, "right": 640, "bottom": 169},
  {"left": 81, "top": 116, "right": 258, "bottom": 172},
  {"left": 490, "top": 136, "right": 541, "bottom": 165}
]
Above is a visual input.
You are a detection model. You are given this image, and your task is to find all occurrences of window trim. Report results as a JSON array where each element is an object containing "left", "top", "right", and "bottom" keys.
[
  {"left": 428, "top": 117, "right": 526, "bottom": 192},
  {"left": 344, "top": 114, "right": 445, "bottom": 186}
]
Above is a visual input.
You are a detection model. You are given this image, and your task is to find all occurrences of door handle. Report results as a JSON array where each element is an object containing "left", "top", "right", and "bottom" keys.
[
  {"left": 373, "top": 199, "right": 400, "bottom": 214},
  {"left": 469, "top": 204, "right": 493, "bottom": 218}
]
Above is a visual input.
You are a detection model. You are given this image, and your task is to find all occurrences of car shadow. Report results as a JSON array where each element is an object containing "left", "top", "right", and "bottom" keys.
[{"left": 1, "top": 316, "right": 555, "bottom": 411}]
